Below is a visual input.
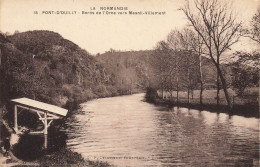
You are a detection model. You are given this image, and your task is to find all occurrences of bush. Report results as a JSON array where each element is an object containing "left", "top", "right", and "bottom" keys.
[
  {"left": 82, "top": 89, "right": 98, "bottom": 100},
  {"left": 93, "top": 85, "right": 110, "bottom": 98},
  {"left": 145, "top": 87, "right": 158, "bottom": 103},
  {"left": 106, "top": 85, "right": 119, "bottom": 96}
]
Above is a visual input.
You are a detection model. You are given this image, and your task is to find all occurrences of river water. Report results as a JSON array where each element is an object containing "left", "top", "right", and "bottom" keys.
[{"left": 65, "top": 93, "right": 259, "bottom": 166}]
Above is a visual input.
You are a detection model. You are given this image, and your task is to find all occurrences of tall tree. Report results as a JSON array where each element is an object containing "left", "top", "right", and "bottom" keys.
[
  {"left": 167, "top": 30, "right": 182, "bottom": 104},
  {"left": 231, "top": 51, "right": 260, "bottom": 96},
  {"left": 181, "top": 0, "right": 242, "bottom": 109},
  {"left": 178, "top": 28, "right": 201, "bottom": 105},
  {"left": 243, "top": 5, "right": 260, "bottom": 44},
  {"left": 188, "top": 30, "right": 205, "bottom": 105},
  {"left": 151, "top": 41, "right": 176, "bottom": 99}
]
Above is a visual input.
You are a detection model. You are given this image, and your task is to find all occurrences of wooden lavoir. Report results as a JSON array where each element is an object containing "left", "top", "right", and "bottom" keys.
[{"left": 11, "top": 98, "right": 68, "bottom": 135}]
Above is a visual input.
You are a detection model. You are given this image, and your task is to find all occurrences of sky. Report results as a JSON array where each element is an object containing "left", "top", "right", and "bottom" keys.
[{"left": 1, "top": 0, "right": 259, "bottom": 55}]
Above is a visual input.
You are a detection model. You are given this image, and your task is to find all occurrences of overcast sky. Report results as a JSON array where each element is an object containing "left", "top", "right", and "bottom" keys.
[{"left": 1, "top": 0, "right": 259, "bottom": 55}]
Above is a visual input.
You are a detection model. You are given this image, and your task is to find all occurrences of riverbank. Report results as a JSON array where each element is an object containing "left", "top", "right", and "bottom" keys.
[
  {"left": 58, "top": 93, "right": 260, "bottom": 166},
  {"left": 0, "top": 90, "right": 145, "bottom": 166},
  {"left": 0, "top": 116, "right": 112, "bottom": 166},
  {"left": 153, "top": 98, "right": 258, "bottom": 118},
  {"left": 0, "top": 143, "right": 111, "bottom": 167},
  {"left": 145, "top": 88, "right": 259, "bottom": 118}
]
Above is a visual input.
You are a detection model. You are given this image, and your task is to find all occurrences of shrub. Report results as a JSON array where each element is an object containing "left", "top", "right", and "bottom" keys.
[
  {"left": 82, "top": 89, "right": 98, "bottom": 100},
  {"left": 62, "top": 84, "right": 73, "bottom": 98},
  {"left": 145, "top": 87, "right": 158, "bottom": 103},
  {"left": 93, "top": 85, "right": 110, "bottom": 98},
  {"left": 106, "top": 85, "right": 119, "bottom": 96}
]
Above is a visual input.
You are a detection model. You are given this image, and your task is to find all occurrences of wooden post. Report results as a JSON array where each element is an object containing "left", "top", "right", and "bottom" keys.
[
  {"left": 44, "top": 134, "right": 48, "bottom": 149},
  {"left": 14, "top": 105, "right": 18, "bottom": 132},
  {"left": 44, "top": 111, "right": 48, "bottom": 135}
]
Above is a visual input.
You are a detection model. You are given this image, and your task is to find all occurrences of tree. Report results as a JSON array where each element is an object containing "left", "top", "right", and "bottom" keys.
[
  {"left": 231, "top": 51, "right": 260, "bottom": 95},
  {"left": 177, "top": 28, "right": 201, "bottom": 105},
  {"left": 243, "top": 6, "right": 260, "bottom": 44},
  {"left": 151, "top": 41, "right": 176, "bottom": 99},
  {"left": 167, "top": 29, "right": 182, "bottom": 104},
  {"left": 188, "top": 30, "right": 205, "bottom": 105},
  {"left": 14, "top": 30, "right": 20, "bottom": 34},
  {"left": 181, "top": 0, "right": 242, "bottom": 109}
]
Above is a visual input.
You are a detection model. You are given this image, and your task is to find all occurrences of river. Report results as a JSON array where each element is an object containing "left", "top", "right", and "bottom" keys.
[{"left": 64, "top": 93, "right": 259, "bottom": 166}]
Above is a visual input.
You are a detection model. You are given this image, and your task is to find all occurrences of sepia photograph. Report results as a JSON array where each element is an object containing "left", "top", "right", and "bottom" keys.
[{"left": 0, "top": 0, "right": 259, "bottom": 166}]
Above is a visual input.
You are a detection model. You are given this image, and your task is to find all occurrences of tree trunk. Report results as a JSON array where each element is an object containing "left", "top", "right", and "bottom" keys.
[
  {"left": 259, "top": 72, "right": 260, "bottom": 110},
  {"left": 161, "top": 85, "right": 164, "bottom": 99},
  {"left": 200, "top": 83, "right": 203, "bottom": 105},
  {"left": 177, "top": 76, "right": 179, "bottom": 105},
  {"left": 176, "top": 52, "right": 179, "bottom": 106},
  {"left": 216, "top": 56, "right": 220, "bottom": 106},
  {"left": 217, "top": 73, "right": 220, "bottom": 105},
  {"left": 187, "top": 67, "right": 190, "bottom": 105},
  {"left": 216, "top": 65, "right": 232, "bottom": 109},
  {"left": 170, "top": 75, "right": 173, "bottom": 99},
  {"left": 207, "top": 51, "right": 232, "bottom": 109},
  {"left": 199, "top": 54, "right": 203, "bottom": 105},
  {"left": 187, "top": 53, "right": 190, "bottom": 105},
  {"left": 188, "top": 87, "right": 190, "bottom": 104}
]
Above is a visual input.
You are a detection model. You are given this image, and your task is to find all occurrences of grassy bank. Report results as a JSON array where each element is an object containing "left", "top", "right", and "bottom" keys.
[
  {"left": 0, "top": 145, "right": 111, "bottom": 167},
  {"left": 146, "top": 87, "right": 259, "bottom": 118},
  {"left": 0, "top": 88, "right": 143, "bottom": 166},
  {"left": 38, "top": 148, "right": 111, "bottom": 167},
  {"left": 0, "top": 110, "right": 112, "bottom": 166}
]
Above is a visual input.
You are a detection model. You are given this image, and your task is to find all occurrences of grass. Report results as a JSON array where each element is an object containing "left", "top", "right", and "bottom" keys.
[
  {"left": 0, "top": 116, "right": 112, "bottom": 167},
  {"left": 151, "top": 87, "right": 259, "bottom": 118},
  {"left": 158, "top": 87, "right": 258, "bottom": 105},
  {"left": 38, "top": 148, "right": 111, "bottom": 167}
]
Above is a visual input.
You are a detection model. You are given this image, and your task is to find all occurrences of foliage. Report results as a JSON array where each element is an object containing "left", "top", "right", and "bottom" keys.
[
  {"left": 251, "top": 6, "right": 260, "bottom": 43},
  {"left": 0, "top": 31, "right": 131, "bottom": 112},
  {"left": 181, "top": 0, "right": 242, "bottom": 108},
  {"left": 231, "top": 51, "right": 260, "bottom": 95},
  {"left": 150, "top": 34, "right": 210, "bottom": 97},
  {"left": 145, "top": 87, "right": 158, "bottom": 103},
  {"left": 96, "top": 50, "right": 153, "bottom": 93},
  {"left": 242, "top": 6, "right": 260, "bottom": 44}
]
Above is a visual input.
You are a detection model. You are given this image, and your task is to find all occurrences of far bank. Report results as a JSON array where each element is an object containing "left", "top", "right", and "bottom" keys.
[{"left": 145, "top": 87, "right": 259, "bottom": 118}]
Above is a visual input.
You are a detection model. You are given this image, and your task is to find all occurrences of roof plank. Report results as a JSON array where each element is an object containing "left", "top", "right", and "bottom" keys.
[{"left": 11, "top": 97, "right": 68, "bottom": 117}]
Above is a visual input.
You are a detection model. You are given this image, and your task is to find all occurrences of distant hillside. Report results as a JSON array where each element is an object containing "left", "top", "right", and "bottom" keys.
[
  {"left": 0, "top": 30, "right": 249, "bottom": 111},
  {"left": 96, "top": 49, "right": 229, "bottom": 93},
  {"left": 0, "top": 30, "right": 120, "bottom": 109},
  {"left": 96, "top": 50, "right": 154, "bottom": 93}
]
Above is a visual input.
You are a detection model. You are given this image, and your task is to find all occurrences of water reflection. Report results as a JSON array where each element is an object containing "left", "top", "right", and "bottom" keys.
[
  {"left": 65, "top": 93, "right": 259, "bottom": 166},
  {"left": 231, "top": 115, "right": 259, "bottom": 130}
]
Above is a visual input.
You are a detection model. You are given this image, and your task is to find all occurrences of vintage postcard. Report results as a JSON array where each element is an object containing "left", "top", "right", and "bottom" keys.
[{"left": 0, "top": 0, "right": 259, "bottom": 166}]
